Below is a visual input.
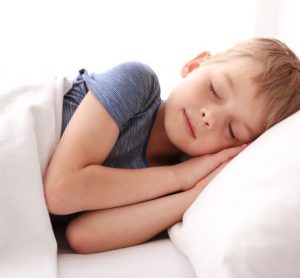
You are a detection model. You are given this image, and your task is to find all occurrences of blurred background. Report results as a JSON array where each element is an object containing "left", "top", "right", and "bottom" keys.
[{"left": 0, "top": 0, "right": 299, "bottom": 98}]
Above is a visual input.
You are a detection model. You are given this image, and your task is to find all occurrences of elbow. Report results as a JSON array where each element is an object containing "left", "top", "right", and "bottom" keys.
[
  {"left": 66, "top": 221, "right": 92, "bottom": 254},
  {"left": 44, "top": 173, "right": 72, "bottom": 215}
]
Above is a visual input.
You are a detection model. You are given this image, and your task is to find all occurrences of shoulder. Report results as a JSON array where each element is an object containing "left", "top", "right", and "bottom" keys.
[
  {"left": 111, "top": 61, "right": 161, "bottom": 102},
  {"left": 116, "top": 61, "right": 156, "bottom": 73},
  {"left": 113, "top": 61, "right": 158, "bottom": 83},
  {"left": 82, "top": 62, "right": 161, "bottom": 128}
]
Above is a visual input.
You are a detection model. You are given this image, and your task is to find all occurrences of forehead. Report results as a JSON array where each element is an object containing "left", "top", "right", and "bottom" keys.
[{"left": 210, "top": 57, "right": 264, "bottom": 79}]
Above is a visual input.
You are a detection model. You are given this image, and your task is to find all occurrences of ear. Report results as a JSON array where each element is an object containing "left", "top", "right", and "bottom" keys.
[{"left": 181, "top": 51, "right": 211, "bottom": 77}]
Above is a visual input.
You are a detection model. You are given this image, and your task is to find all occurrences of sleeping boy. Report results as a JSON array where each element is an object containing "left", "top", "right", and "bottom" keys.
[{"left": 44, "top": 37, "right": 300, "bottom": 254}]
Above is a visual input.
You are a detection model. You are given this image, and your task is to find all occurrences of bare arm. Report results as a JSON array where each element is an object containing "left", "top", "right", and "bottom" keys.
[
  {"left": 66, "top": 184, "right": 199, "bottom": 254},
  {"left": 66, "top": 161, "right": 226, "bottom": 254},
  {"left": 44, "top": 92, "right": 244, "bottom": 215}
]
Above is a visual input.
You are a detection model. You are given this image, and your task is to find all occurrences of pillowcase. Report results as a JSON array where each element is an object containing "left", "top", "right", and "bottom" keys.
[{"left": 169, "top": 111, "right": 300, "bottom": 278}]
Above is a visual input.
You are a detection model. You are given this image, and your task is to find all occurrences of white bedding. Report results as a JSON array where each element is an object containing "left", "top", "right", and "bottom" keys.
[
  {"left": 58, "top": 235, "right": 196, "bottom": 278},
  {"left": 0, "top": 73, "right": 196, "bottom": 278},
  {"left": 169, "top": 111, "right": 300, "bottom": 277},
  {"left": 0, "top": 72, "right": 72, "bottom": 277}
]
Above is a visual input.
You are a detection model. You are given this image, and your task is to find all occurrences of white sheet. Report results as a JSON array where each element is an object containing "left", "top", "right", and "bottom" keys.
[
  {"left": 0, "top": 72, "right": 72, "bottom": 278},
  {"left": 58, "top": 237, "right": 196, "bottom": 278}
]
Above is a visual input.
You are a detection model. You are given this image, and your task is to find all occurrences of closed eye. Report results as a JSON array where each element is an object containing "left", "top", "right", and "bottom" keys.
[
  {"left": 209, "top": 82, "right": 220, "bottom": 100},
  {"left": 228, "top": 122, "right": 236, "bottom": 140}
]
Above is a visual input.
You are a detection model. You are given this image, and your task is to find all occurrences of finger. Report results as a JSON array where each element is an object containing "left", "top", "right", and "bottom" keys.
[
  {"left": 194, "top": 161, "right": 227, "bottom": 191},
  {"left": 214, "top": 144, "right": 247, "bottom": 162},
  {"left": 200, "top": 145, "right": 242, "bottom": 171}
]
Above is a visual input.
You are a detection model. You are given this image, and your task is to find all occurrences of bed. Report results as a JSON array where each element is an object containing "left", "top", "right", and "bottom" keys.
[
  {"left": 55, "top": 224, "right": 196, "bottom": 278},
  {"left": 1, "top": 72, "right": 300, "bottom": 278}
]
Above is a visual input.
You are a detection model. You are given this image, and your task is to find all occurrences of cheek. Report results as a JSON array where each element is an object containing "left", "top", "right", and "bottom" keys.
[
  {"left": 166, "top": 88, "right": 185, "bottom": 106},
  {"left": 172, "top": 79, "right": 206, "bottom": 104},
  {"left": 188, "top": 134, "right": 230, "bottom": 156},
  {"left": 209, "top": 130, "right": 243, "bottom": 153}
]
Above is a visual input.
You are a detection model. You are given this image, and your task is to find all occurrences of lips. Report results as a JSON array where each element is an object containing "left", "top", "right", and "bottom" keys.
[{"left": 183, "top": 109, "right": 196, "bottom": 139}]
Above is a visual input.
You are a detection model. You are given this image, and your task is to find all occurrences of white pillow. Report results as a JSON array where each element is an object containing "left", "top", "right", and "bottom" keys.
[{"left": 169, "top": 111, "right": 300, "bottom": 278}]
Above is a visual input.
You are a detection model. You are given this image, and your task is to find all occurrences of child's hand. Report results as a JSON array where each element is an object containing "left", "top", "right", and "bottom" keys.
[
  {"left": 192, "top": 160, "right": 228, "bottom": 193},
  {"left": 174, "top": 144, "right": 246, "bottom": 191}
]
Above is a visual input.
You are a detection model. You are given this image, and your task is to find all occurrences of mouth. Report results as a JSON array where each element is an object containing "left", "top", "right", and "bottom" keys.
[{"left": 183, "top": 109, "right": 196, "bottom": 139}]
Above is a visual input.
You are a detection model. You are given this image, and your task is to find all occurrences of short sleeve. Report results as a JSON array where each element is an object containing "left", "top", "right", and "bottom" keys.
[{"left": 81, "top": 62, "right": 161, "bottom": 128}]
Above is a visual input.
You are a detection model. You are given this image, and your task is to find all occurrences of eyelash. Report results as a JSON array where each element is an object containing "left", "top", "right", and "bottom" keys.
[
  {"left": 209, "top": 82, "right": 236, "bottom": 140},
  {"left": 209, "top": 82, "right": 220, "bottom": 100},
  {"left": 228, "top": 123, "right": 236, "bottom": 140}
]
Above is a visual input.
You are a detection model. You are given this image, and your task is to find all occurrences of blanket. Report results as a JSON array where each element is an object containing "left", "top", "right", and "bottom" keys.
[{"left": 0, "top": 72, "right": 72, "bottom": 278}]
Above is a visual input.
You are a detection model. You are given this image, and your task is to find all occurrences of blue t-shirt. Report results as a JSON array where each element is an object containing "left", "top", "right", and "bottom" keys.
[{"left": 62, "top": 62, "right": 162, "bottom": 168}]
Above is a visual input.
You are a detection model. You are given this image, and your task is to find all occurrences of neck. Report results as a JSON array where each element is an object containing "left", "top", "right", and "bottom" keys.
[{"left": 146, "top": 103, "right": 181, "bottom": 166}]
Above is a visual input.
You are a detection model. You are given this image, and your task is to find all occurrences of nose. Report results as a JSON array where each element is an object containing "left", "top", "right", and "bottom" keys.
[{"left": 201, "top": 108, "right": 215, "bottom": 129}]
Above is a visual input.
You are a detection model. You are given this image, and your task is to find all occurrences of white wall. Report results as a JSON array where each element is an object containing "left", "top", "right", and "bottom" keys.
[
  {"left": 255, "top": 0, "right": 300, "bottom": 57},
  {"left": 0, "top": 0, "right": 299, "bottom": 98},
  {"left": 276, "top": 0, "right": 300, "bottom": 57}
]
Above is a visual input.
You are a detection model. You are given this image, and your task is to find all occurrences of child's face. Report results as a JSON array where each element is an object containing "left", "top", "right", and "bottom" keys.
[{"left": 164, "top": 54, "right": 266, "bottom": 156}]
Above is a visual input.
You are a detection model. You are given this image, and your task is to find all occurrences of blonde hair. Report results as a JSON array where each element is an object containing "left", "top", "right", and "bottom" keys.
[{"left": 208, "top": 38, "right": 300, "bottom": 129}]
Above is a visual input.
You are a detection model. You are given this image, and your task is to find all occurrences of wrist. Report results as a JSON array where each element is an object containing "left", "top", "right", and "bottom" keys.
[
  {"left": 176, "top": 187, "right": 201, "bottom": 218},
  {"left": 169, "top": 163, "right": 188, "bottom": 192}
]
